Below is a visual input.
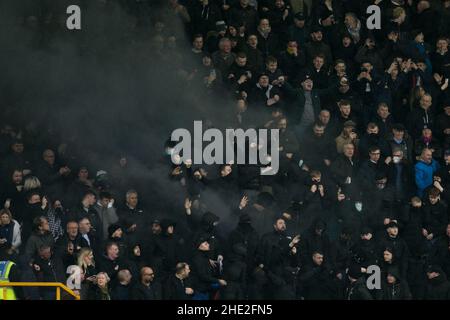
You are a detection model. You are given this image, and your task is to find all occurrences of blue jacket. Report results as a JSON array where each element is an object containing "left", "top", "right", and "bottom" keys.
[{"left": 415, "top": 160, "right": 440, "bottom": 197}]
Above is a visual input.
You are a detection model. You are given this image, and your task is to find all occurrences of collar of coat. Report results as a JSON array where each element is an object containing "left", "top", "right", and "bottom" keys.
[{"left": 256, "top": 83, "right": 274, "bottom": 99}]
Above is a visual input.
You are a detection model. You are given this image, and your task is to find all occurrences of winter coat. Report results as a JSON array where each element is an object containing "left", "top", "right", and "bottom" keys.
[
  {"left": 425, "top": 273, "right": 450, "bottom": 300},
  {"left": 191, "top": 250, "right": 220, "bottom": 293},
  {"left": 345, "top": 277, "right": 373, "bottom": 300},
  {"left": 415, "top": 159, "right": 440, "bottom": 197},
  {"left": 377, "top": 279, "right": 412, "bottom": 300},
  {"left": 163, "top": 274, "right": 193, "bottom": 300},
  {"left": 131, "top": 281, "right": 162, "bottom": 300},
  {"left": 423, "top": 201, "right": 448, "bottom": 238},
  {"left": 299, "top": 261, "right": 337, "bottom": 300}
]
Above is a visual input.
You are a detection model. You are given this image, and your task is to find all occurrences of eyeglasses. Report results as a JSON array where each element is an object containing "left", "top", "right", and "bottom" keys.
[{"left": 370, "top": 152, "right": 381, "bottom": 155}]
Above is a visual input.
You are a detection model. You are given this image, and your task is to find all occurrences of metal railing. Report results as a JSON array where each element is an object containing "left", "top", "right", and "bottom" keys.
[{"left": 0, "top": 282, "right": 80, "bottom": 300}]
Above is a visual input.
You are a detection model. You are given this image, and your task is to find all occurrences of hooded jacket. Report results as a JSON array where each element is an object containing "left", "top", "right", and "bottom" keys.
[
  {"left": 377, "top": 269, "right": 412, "bottom": 300},
  {"left": 425, "top": 272, "right": 450, "bottom": 300},
  {"left": 186, "top": 211, "right": 223, "bottom": 262},
  {"left": 345, "top": 277, "right": 373, "bottom": 300}
]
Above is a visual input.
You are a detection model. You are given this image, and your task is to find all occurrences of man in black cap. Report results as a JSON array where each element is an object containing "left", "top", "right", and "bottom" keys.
[
  {"left": 248, "top": 72, "right": 282, "bottom": 117},
  {"left": 388, "top": 123, "right": 414, "bottom": 162},
  {"left": 378, "top": 221, "right": 410, "bottom": 277},
  {"left": 288, "top": 12, "right": 309, "bottom": 48},
  {"left": 344, "top": 263, "right": 373, "bottom": 300},
  {"left": 191, "top": 237, "right": 227, "bottom": 300},
  {"left": 305, "top": 25, "right": 333, "bottom": 70},
  {"left": 352, "top": 227, "right": 379, "bottom": 269},
  {"left": 280, "top": 70, "right": 319, "bottom": 136},
  {"left": 277, "top": 40, "right": 306, "bottom": 82}
]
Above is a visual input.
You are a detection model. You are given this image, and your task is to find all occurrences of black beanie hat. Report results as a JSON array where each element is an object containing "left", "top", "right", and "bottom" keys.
[{"left": 108, "top": 224, "right": 122, "bottom": 237}]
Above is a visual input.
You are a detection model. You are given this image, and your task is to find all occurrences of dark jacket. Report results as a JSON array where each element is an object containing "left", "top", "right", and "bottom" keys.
[
  {"left": 299, "top": 261, "right": 337, "bottom": 300},
  {"left": 191, "top": 250, "right": 220, "bottom": 293},
  {"left": 345, "top": 277, "right": 373, "bottom": 300},
  {"left": 277, "top": 50, "right": 306, "bottom": 82},
  {"left": 378, "top": 233, "right": 410, "bottom": 278},
  {"left": 24, "top": 231, "right": 55, "bottom": 261},
  {"left": 425, "top": 273, "right": 450, "bottom": 300},
  {"left": 281, "top": 81, "right": 321, "bottom": 125},
  {"left": 131, "top": 281, "right": 162, "bottom": 300},
  {"left": 111, "top": 283, "right": 131, "bottom": 300},
  {"left": 163, "top": 274, "right": 193, "bottom": 300},
  {"left": 97, "top": 255, "right": 129, "bottom": 284},
  {"left": 54, "top": 233, "right": 89, "bottom": 267},
  {"left": 257, "top": 31, "right": 280, "bottom": 58},
  {"left": 228, "top": 221, "right": 259, "bottom": 272},
  {"left": 423, "top": 201, "right": 448, "bottom": 238},
  {"left": 377, "top": 272, "right": 412, "bottom": 300}
]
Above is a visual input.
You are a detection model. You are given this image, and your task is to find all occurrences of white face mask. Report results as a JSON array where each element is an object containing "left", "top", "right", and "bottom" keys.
[
  {"left": 393, "top": 156, "right": 401, "bottom": 164},
  {"left": 355, "top": 202, "right": 363, "bottom": 212}
]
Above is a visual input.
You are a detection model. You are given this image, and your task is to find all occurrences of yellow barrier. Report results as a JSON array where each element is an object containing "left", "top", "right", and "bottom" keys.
[{"left": 0, "top": 282, "right": 80, "bottom": 300}]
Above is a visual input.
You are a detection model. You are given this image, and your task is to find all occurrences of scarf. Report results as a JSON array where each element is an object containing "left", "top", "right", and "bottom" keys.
[
  {"left": 99, "top": 286, "right": 111, "bottom": 300},
  {"left": 258, "top": 26, "right": 271, "bottom": 38},
  {"left": 347, "top": 19, "right": 361, "bottom": 44}
]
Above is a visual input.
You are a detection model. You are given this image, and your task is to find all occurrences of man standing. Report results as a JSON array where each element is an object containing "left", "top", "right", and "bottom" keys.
[
  {"left": 164, "top": 262, "right": 194, "bottom": 300},
  {"left": 93, "top": 191, "right": 118, "bottom": 241},
  {"left": 118, "top": 190, "right": 148, "bottom": 244},
  {"left": 415, "top": 148, "right": 440, "bottom": 197}
]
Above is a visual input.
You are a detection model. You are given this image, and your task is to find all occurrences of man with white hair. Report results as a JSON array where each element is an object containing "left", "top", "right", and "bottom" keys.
[{"left": 117, "top": 189, "right": 147, "bottom": 243}]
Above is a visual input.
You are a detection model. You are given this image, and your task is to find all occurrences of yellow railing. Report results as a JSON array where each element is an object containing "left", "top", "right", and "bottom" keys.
[{"left": 0, "top": 282, "right": 80, "bottom": 300}]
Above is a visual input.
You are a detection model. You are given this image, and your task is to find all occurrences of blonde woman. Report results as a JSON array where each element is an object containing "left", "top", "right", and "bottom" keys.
[
  {"left": 77, "top": 248, "right": 97, "bottom": 299},
  {"left": 0, "top": 208, "right": 22, "bottom": 257},
  {"left": 88, "top": 272, "right": 111, "bottom": 300},
  {"left": 23, "top": 176, "right": 41, "bottom": 192}
]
